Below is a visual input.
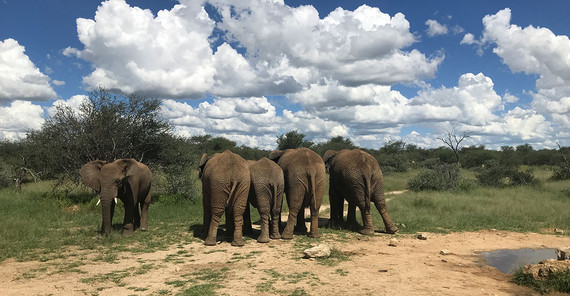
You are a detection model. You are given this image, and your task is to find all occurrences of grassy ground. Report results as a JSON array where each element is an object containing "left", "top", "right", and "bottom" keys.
[{"left": 2, "top": 167, "right": 568, "bottom": 263}]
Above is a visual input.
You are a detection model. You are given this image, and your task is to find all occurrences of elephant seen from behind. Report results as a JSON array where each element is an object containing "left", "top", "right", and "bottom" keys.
[
  {"left": 80, "top": 158, "right": 152, "bottom": 235},
  {"left": 199, "top": 150, "right": 250, "bottom": 246},
  {"left": 323, "top": 149, "right": 398, "bottom": 235},
  {"left": 269, "top": 147, "right": 326, "bottom": 239},
  {"left": 244, "top": 157, "right": 285, "bottom": 243}
]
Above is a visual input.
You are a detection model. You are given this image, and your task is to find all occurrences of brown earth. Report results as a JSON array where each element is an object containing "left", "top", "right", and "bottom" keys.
[{"left": 1, "top": 229, "right": 569, "bottom": 296}]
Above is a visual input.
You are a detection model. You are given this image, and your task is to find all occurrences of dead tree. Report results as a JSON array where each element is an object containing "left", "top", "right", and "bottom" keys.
[{"left": 438, "top": 130, "right": 471, "bottom": 165}]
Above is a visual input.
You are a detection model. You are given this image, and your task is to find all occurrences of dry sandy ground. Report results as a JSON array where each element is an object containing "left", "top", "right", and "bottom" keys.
[{"left": 1, "top": 229, "right": 569, "bottom": 296}]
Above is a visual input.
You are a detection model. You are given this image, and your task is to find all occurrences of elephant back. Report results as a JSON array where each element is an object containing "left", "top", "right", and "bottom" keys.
[
  {"left": 204, "top": 150, "right": 250, "bottom": 184},
  {"left": 332, "top": 149, "right": 382, "bottom": 185},
  {"left": 250, "top": 157, "right": 284, "bottom": 187}
]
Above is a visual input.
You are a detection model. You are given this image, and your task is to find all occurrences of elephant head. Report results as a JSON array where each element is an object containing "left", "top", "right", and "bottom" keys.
[
  {"left": 80, "top": 159, "right": 141, "bottom": 234},
  {"left": 199, "top": 153, "right": 211, "bottom": 180},
  {"left": 268, "top": 149, "right": 283, "bottom": 163},
  {"left": 322, "top": 150, "right": 339, "bottom": 173}
]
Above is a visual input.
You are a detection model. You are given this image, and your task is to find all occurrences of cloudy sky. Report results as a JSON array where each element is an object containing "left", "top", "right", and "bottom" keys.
[{"left": 1, "top": 0, "right": 569, "bottom": 150}]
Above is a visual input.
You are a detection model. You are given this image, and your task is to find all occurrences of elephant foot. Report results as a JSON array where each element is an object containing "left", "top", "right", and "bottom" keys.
[
  {"left": 270, "top": 233, "right": 281, "bottom": 240},
  {"left": 281, "top": 232, "right": 294, "bottom": 240},
  {"left": 204, "top": 237, "right": 217, "bottom": 246},
  {"left": 308, "top": 231, "right": 321, "bottom": 238},
  {"left": 231, "top": 239, "right": 245, "bottom": 247},
  {"left": 140, "top": 227, "right": 148, "bottom": 231},
  {"left": 257, "top": 236, "right": 270, "bottom": 243},
  {"left": 385, "top": 226, "right": 399, "bottom": 234},
  {"left": 359, "top": 228, "right": 375, "bottom": 235}
]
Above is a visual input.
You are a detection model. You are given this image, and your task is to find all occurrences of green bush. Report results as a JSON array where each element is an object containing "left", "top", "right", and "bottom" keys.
[
  {"left": 407, "top": 163, "right": 460, "bottom": 191},
  {"left": 550, "top": 165, "right": 570, "bottom": 181},
  {"left": 0, "top": 162, "right": 14, "bottom": 189},
  {"left": 512, "top": 268, "right": 570, "bottom": 294},
  {"left": 476, "top": 161, "right": 537, "bottom": 187}
]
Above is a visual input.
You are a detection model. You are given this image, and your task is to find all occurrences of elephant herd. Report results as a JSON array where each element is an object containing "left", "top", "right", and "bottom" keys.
[{"left": 80, "top": 148, "right": 398, "bottom": 245}]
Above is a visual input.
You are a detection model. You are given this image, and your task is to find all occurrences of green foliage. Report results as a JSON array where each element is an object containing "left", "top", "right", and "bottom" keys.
[
  {"left": 512, "top": 268, "right": 570, "bottom": 294},
  {"left": 407, "top": 163, "right": 461, "bottom": 191},
  {"left": 551, "top": 166, "right": 570, "bottom": 181},
  {"left": 476, "top": 161, "right": 537, "bottom": 187},
  {"left": 276, "top": 130, "right": 313, "bottom": 150},
  {"left": 312, "top": 136, "right": 356, "bottom": 156},
  {"left": 25, "top": 89, "right": 172, "bottom": 177},
  {"left": 0, "top": 162, "right": 15, "bottom": 188}
]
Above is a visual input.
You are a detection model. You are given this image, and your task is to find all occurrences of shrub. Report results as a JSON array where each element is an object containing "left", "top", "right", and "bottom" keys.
[
  {"left": 0, "top": 162, "right": 15, "bottom": 189},
  {"left": 407, "top": 163, "right": 460, "bottom": 191},
  {"left": 476, "top": 161, "right": 537, "bottom": 187},
  {"left": 550, "top": 165, "right": 570, "bottom": 181}
]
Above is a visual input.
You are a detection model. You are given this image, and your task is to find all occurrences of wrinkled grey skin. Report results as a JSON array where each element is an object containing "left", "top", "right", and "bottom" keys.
[
  {"left": 269, "top": 148, "right": 325, "bottom": 239},
  {"left": 243, "top": 158, "right": 285, "bottom": 243},
  {"left": 323, "top": 149, "right": 398, "bottom": 235},
  {"left": 199, "top": 150, "right": 250, "bottom": 246},
  {"left": 80, "top": 159, "right": 152, "bottom": 235}
]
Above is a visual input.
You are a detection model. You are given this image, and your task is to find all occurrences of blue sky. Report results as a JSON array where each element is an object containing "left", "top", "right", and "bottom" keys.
[{"left": 1, "top": 0, "right": 569, "bottom": 150}]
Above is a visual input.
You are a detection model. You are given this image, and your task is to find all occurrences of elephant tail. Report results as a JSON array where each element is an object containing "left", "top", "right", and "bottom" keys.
[
  {"left": 307, "top": 172, "right": 318, "bottom": 210},
  {"left": 363, "top": 174, "right": 372, "bottom": 212}
]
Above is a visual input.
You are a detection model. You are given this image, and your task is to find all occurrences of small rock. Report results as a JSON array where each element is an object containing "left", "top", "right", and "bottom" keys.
[
  {"left": 557, "top": 248, "right": 570, "bottom": 260},
  {"left": 441, "top": 259, "right": 448, "bottom": 263},
  {"left": 303, "top": 244, "right": 331, "bottom": 258},
  {"left": 417, "top": 233, "right": 428, "bottom": 240},
  {"left": 388, "top": 238, "right": 398, "bottom": 247},
  {"left": 554, "top": 228, "right": 565, "bottom": 235},
  {"left": 523, "top": 259, "right": 570, "bottom": 279},
  {"left": 440, "top": 249, "right": 452, "bottom": 255},
  {"left": 378, "top": 269, "right": 388, "bottom": 273}
]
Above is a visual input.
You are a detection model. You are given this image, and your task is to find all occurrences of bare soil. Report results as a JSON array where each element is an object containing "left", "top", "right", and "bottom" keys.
[{"left": 1, "top": 229, "right": 569, "bottom": 295}]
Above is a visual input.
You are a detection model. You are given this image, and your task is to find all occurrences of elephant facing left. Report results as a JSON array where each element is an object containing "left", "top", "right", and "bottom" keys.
[{"left": 80, "top": 159, "right": 152, "bottom": 235}]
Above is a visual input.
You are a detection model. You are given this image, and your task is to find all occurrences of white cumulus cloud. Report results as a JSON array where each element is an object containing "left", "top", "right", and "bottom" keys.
[
  {"left": 0, "top": 101, "right": 45, "bottom": 139},
  {"left": 0, "top": 38, "right": 57, "bottom": 102},
  {"left": 425, "top": 19, "right": 448, "bottom": 37}
]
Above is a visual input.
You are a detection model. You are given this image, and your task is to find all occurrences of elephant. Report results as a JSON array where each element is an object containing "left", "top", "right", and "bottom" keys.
[
  {"left": 199, "top": 150, "right": 250, "bottom": 246},
  {"left": 322, "top": 149, "right": 398, "bottom": 235},
  {"left": 269, "top": 147, "right": 325, "bottom": 239},
  {"left": 243, "top": 158, "right": 285, "bottom": 243},
  {"left": 80, "top": 159, "right": 152, "bottom": 235}
]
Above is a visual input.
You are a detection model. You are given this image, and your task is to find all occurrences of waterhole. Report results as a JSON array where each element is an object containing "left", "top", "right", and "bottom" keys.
[{"left": 480, "top": 248, "right": 558, "bottom": 273}]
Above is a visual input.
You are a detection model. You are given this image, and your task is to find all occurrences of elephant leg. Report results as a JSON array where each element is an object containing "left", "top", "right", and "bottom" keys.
[
  {"left": 258, "top": 211, "right": 270, "bottom": 243},
  {"left": 139, "top": 192, "right": 151, "bottom": 231},
  {"left": 205, "top": 206, "right": 224, "bottom": 246},
  {"left": 347, "top": 203, "right": 358, "bottom": 226},
  {"left": 270, "top": 200, "right": 282, "bottom": 239},
  {"left": 231, "top": 195, "right": 247, "bottom": 247},
  {"left": 372, "top": 190, "right": 398, "bottom": 234},
  {"left": 328, "top": 182, "right": 343, "bottom": 229},
  {"left": 202, "top": 196, "right": 211, "bottom": 239},
  {"left": 359, "top": 206, "right": 375, "bottom": 235},
  {"left": 243, "top": 202, "right": 253, "bottom": 235},
  {"left": 122, "top": 198, "right": 135, "bottom": 236},
  {"left": 295, "top": 206, "right": 307, "bottom": 233},
  {"left": 308, "top": 203, "right": 321, "bottom": 238},
  {"left": 308, "top": 180, "right": 324, "bottom": 239}
]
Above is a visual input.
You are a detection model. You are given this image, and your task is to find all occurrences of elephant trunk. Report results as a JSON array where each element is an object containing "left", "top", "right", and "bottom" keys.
[{"left": 100, "top": 189, "right": 116, "bottom": 235}]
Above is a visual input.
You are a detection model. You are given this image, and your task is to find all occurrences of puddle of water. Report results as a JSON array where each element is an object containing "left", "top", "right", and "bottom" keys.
[{"left": 480, "top": 248, "right": 558, "bottom": 274}]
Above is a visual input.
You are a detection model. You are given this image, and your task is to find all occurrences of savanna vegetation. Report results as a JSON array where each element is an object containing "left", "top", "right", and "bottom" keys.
[{"left": 0, "top": 91, "right": 569, "bottom": 294}]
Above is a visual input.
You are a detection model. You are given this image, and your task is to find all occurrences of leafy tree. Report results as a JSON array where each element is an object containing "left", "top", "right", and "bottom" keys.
[
  {"left": 26, "top": 89, "right": 172, "bottom": 177},
  {"left": 312, "top": 136, "right": 356, "bottom": 156},
  {"left": 276, "top": 130, "right": 313, "bottom": 150}
]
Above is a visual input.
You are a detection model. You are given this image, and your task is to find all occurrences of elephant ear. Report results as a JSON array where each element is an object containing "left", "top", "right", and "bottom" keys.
[
  {"left": 322, "top": 150, "right": 338, "bottom": 173},
  {"left": 199, "top": 153, "right": 209, "bottom": 179},
  {"left": 268, "top": 150, "right": 283, "bottom": 163},
  {"left": 80, "top": 160, "right": 107, "bottom": 192},
  {"left": 116, "top": 158, "right": 139, "bottom": 177}
]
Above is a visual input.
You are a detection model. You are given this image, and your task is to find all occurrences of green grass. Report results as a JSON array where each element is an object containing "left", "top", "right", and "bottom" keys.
[
  {"left": 512, "top": 267, "right": 570, "bottom": 294},
  {"left": 1, "top": 168, "right": 568, "bottom": 264}
]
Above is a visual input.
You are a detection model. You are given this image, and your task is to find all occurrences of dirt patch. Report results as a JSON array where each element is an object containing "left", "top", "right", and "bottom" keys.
[{"left": 1, "top": 230, "right": 569, "bottom": 295}]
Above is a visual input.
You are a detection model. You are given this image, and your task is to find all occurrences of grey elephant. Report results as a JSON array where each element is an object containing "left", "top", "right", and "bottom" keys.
[
  {"left": 199, "top": 150, "right": 250, "bottom": 246},
  {"left": 269, "top": 148, "right": 325, "bottom": 239},
  {"left": 323, "top": 149, "right": 398, "bottom": 235},
  {"left": 243, "top": 158, "right": 285, "bottom": 243},
  {"left": 80, "top": 159, "right": 152, "bottom": 235}
]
